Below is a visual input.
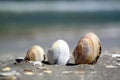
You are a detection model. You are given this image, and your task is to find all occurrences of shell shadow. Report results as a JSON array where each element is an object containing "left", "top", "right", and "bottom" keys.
[
  {"left": 66, "top": 63, "right": 77, "bottom": 66},
  {"left": 42, "top": 61, "right": 50, "bottom": 65}
]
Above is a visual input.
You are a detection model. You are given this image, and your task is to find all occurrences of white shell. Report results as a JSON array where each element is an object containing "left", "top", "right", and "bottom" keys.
[
  {"left": 47, "top": 39, "right": 70, "bottom": 65},
  {"left": 25, "top": 45, "right": 45, "bottom": 61},
  {"left": 73, "top": 32, "right": 101, "bottom": 64}
]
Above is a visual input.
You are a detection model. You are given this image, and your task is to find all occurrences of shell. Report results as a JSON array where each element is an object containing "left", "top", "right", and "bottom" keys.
[
  {"left": 24, "top": 69, "right": 34, "bottom": 75},
  {"left": 24, "top": 45, "right": 45, "bottom": 61},
  {"left": 47, "top": 39, "right": 70, "bottom": 65},
  {"left": 43, "top": 70, "right": 52, "bottom": 74},
  {"left": 73, "top": 32, "right": 101, "bottom": 64},
  {"left": 2, "top": 67, "right": 11, "bottom": 72},
  {"left": 15, "top": 57, "right": 24, "bottom": 63}
]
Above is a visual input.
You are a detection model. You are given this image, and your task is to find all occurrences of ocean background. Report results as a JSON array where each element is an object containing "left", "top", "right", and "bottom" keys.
[{"left": 0, "top": 0, "right": 120, "bottom": 57}]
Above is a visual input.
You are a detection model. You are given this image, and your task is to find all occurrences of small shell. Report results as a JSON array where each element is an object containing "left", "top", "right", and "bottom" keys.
[
  {"left": 0, "top": 71, "right": 20, "bottom": 76},
  {"left": 62, "top": 71, "right": 73, "bottom": 74},
  {"left": 43, "top": 70, "right": 52, "bottom": 74},
  {"left": 47, "top": 39, "right": 70, "bottom": 65},
  {"left": 2, "top": 67, "right": 11, "bottom": 72},
  {"left": 24, "top": 69, "right": 34, "bottom": 75},
  {"left": 0, "top": 75, "right": 17, "bottom": 80},
  {"left": 105, "top": 65, "right": 118, "bottom": 68},
  {"left": 24, "top": 45, "right": 45, "bottom": 61},
  {"left": 74, "top": 70, "right": 85, "bottom": 74},
  {"left": 73, "top": 32, "right": 101, "bottom": 64},
  {"left": 15, "top": 57, "right": 24, "bottom": 63},
  {"left": 112, "top": 54, "right": 120, "bottom": 58},
  {"left": 29, "top": 61, "right": 43, "bottom": 66}
]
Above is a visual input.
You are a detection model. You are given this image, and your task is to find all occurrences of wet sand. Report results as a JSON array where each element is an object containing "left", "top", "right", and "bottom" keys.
[{"left": 0, "top": 49, "right": 120, "bottom": 80}]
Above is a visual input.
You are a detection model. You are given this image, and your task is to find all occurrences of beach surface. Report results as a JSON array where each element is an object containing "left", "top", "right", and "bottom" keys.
[{"left": 0, "top": 49, "right": 120, "bottom": 80}]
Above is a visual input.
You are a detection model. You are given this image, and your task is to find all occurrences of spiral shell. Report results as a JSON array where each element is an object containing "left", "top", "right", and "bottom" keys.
[
  {"left": 47, "top": 39, "right": 70, "bottom": 65},
  {"left": 73, "top": 32, "right": 101, "bottom": 64},
  {"left": 24, "top": 45, "right": 45, "bottom": 61}
]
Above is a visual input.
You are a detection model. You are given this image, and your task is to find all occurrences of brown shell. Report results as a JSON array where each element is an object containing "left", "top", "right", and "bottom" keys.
[
  {"left": 73, "top": 32, "right": 101, "bottom": 64},
  {"left": 24, "top": 45, "right": 45, "bottom": 61}
]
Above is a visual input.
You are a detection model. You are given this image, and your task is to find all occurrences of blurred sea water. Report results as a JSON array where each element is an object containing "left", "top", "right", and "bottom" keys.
[{"left": 0, "top": 0, "right": 120, "bottom": 57}]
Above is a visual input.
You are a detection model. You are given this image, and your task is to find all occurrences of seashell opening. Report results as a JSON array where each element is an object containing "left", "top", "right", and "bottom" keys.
[
  {"left": 47, "top": 39, "right": 70, "bottom": 65},
  {"left": 24, "top": 45, "right": 45, "bottom": 62},
  {"left": 73, "top": 32, "right": 101, "bottom": 64}
]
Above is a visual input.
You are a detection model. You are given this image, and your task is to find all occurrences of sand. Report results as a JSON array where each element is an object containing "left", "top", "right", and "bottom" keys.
[{"left": 0, "top": 49, "right": 120, "bottom": 80}]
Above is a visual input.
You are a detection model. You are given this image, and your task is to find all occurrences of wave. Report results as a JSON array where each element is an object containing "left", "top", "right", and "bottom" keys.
[{"left": 0, "top": 1, "right": 120, "bottom": 12}]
